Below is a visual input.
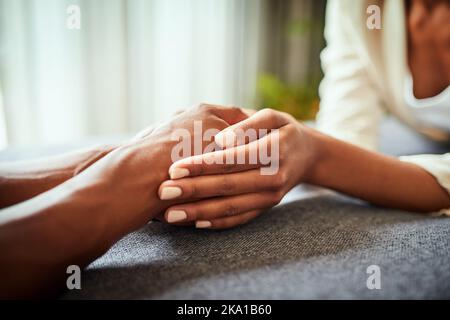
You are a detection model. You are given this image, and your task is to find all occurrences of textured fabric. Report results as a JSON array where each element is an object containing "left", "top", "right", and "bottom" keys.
[
  {"left": 1, "top": 117, "right": 449, "bottom": 300},
  {"left": 60, "top": 118, "right": 450, "bottom": 300},
  {"left": 62, "top": 189, "right": 450, "bottom": 300}
]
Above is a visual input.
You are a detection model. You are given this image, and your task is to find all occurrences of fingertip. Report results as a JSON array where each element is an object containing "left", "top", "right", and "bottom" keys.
[
  {"left": 169, "top": 156, "right": 198, "bottom": 177},
  {"left": 157, "top": 182, "right": 165, "bottom": 199},
  {"left": 159, "top": 185, "right": 183, "bottom": 200},
  {"left": 169, "top": 167, "right": 190, "bottom": 180},
  {"left": 196, "top": 220, "right": 212, "bottom": 229},
  {"left": 166, "top": 209, "right": 188, "bottom": 223}
]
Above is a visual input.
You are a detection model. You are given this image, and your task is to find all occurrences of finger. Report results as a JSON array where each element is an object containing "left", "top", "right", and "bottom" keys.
[
  {"left": 215, "top": 108, "right": 290, "bottom": 148},
  {"left": 163, "top": 191, "right": 282, "bottom": 224},
  {"left": 153, "top": 214, "right": 194, "bottom": 227},
  {"left": 168, "top": 129, "right": 280, "bottom": 179},
  {"left": 199, "top": 104, "right": 249, "bottom": 125},
  {"left": 196, "top": 210, "right": 262, "bottom": 230},
  {"left": 159, "top": 169, "right": 286, "bottom": 200},
  {"left": 242, "top": 108, "right": 257, "bottom": 116}
]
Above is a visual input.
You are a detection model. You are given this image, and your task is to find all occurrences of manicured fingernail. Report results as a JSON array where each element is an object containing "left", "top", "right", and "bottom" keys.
[
  {"left": 196, "top": 221, "right": 212, "bottom": 229},
  {"left": 169, "top": 168, "right": 190, "bottom": 180},
  {"left": 215, "top": 130, "right": 236, "bottom": 148},
  {"left": 167, "top": 210, "right": 187, "bottom": 223},
  {"left": 160, "top": 187, "right": 182, "bottom": 200}
]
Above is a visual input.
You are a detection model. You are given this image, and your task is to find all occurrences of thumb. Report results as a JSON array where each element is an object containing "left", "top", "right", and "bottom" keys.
[
  {"left": 205, "top": 104, "right": 249, "bottom": 126},
  {"left": 215, "top": 108, "right": 290, "bottom": 148}
]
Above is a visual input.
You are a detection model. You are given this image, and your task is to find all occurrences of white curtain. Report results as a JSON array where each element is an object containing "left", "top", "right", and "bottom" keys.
[{"left": 0, "top": 0, "right": 262, "bottom": 147}]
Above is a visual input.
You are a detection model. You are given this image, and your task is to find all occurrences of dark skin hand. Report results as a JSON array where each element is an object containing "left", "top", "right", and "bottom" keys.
[
  {"left": 0, "top": 145, "right": 119, "bottom": 209},
  {"left": 1, "top": 0, "right": 449, "bottom": 298},
  {"left": 0, "top": 104, "right": 248, "bottom": 299}
]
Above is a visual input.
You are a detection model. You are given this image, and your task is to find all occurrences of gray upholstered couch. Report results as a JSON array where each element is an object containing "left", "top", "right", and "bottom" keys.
[{"left": 2, "top": 118, "right": 449, "bottom": 299}]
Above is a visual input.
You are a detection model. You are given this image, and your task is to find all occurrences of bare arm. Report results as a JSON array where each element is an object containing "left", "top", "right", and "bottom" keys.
[
  {"left": 0, "top": 144, "right": 118, "bottom": 209},
  {"left": 306, "top": 129, "right": 450, "bottom": 212},
  {"left": 158, "top": 109, "right": 450, "bottom": 230},
  {"left": 0, "top": 105, "right": 248, "bottom": 298},
  {"left": 0, "top": 142, "right": 166, "bottom": 299}
]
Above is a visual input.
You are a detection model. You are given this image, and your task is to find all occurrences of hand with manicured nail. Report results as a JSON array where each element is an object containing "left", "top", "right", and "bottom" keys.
[
  {"left": 0, "top": 103, "right": 251, "bottom": 297},
  {"left": 158, "top": 109, "right": 317, "bottom": 230}
]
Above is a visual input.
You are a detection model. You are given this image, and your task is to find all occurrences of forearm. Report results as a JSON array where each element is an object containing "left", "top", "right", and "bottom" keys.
[
  {"left": 0, "top": 144, "right": 118, "bottom": 209},
  {"left": 0, "top": 181, "right": 115, "bottom": 298},
  {"left": 0, "top": 143, "right": 166, "bottom": 299},
  {"left": 306, "top": 129, "right": 450, "bottom": 212},
  {"left": 0, "top": 105, "right": 249, "bottom": 297}
]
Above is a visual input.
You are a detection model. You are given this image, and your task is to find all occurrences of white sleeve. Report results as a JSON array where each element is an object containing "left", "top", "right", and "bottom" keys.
[
  {"left": 317, "top": 0, "right": 383, "bottom": 151},
  {"left": 318, "top": 0, "right": 450, "bottom": 212},
  {"left": 400, "top": 153, "right": 450, "bottom": 215}
]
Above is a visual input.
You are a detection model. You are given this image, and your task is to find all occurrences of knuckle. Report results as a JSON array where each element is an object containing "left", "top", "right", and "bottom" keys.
[
  {"left": 191, "top": 164, "right": 204, "bottom": 176},
  {"left": 198, "top": 103, "right": 213, "bottom": 112},
  {"left": 227, "top": 105, "right": 242, "bottom": 114},
  {"left": 219, "top": 176, "right": 235, "bottom": 194},
  {"left": 260, "top": 108, "right": 277, "bottom": 120},
  {"left": 284, "top": 123, "right": 297, "bottom": 135},
  {"left": 187, "top": 207, "right": 199, "bottom": 220},
  {"left": 187, "top": 182, "right": 197, "bottom": 198},
  {"left": 229, "top": 106, "right": 244, "bottom": 116},
  {"left": 271, "top": 171, "right": 287, "bottom": 190},
  {"left": 283, "top": 112, "right": 296, "bottom": 122},
  {"left": 223, "top": 204, "right": 239, "bottom": 216},
  {"left": 270, "top": 191, "right": 284, "bottom": 206}
]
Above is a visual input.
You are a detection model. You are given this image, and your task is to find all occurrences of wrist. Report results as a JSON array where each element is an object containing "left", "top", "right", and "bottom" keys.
[
  {"left": 61, "top": 143, "right": 159, "bottom": 240},
  {"left": 104, "top": 138, "right": 175, "bottom": 224},
  {"left": 72, "top": 143, "right": 121, "bottom": 176},
  {"left": 301, "top": 126, "right": 330, "bottom": 185}
]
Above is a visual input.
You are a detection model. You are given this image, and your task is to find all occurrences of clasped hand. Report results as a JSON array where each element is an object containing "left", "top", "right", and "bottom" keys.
[{"left": 156, "top": 107, "right": 316, "bottom": 230}]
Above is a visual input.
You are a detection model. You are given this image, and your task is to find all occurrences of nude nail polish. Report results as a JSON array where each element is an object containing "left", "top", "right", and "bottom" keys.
[
  {"left": 160, "top": 187, "right": 182, "bottom": 200},
  {"left": 167, "top": 210, "right": 187, "bottom": 223},
  {"left": 196, "top": 221, "right": 212, "bottom": 229},
  {"left": 169, "top": 168, "right": 190, "bottom": 180}
]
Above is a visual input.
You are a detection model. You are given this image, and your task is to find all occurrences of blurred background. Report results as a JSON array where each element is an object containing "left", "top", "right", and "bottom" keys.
[{"left": 0, "top": 0, "right": 326, "bottom": 149}]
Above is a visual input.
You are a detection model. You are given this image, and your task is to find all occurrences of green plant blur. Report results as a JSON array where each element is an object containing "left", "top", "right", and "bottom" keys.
[
  {"left": 257, "top": 73, "right": 320, "bottom": 120},
  {"left": 256, "top": 13, "right": 324, "bottom": 121}
]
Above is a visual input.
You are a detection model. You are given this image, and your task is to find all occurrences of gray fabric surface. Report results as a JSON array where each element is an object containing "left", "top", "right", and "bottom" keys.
[
  {"left": 62, "top": 190, "right": 450, "bottom": 299},
  {"left": 1, "top": 117, "right": 449, "bottom": 299},
  {"left": 61, "top": 118, "right": 450, "bottom": 300}
]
